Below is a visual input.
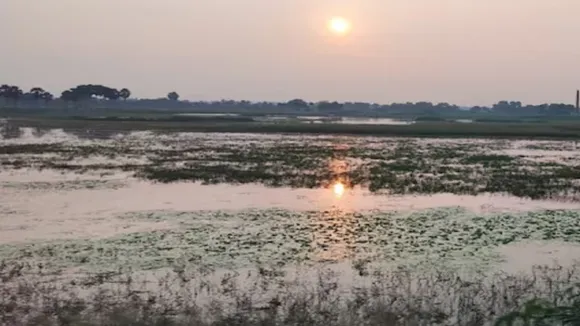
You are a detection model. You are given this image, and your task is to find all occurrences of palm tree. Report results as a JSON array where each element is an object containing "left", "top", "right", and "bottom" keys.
[{"left": 119, "top": 88, "right": 131, "bottom": 100}]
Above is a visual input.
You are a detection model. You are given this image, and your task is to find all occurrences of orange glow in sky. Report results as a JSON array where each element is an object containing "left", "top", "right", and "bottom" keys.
[{"left": 328, "top": 17, "right": 351, "bottom": 35}]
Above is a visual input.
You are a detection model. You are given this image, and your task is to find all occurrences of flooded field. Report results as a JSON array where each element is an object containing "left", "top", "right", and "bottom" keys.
[{"left": 2, "top": 125, "right": 580, "bottom": 324}]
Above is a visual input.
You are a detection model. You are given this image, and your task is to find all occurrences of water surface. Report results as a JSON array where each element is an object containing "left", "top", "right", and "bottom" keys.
[{"left": 2, "top": 128, "right": 580, "bottom": 276}]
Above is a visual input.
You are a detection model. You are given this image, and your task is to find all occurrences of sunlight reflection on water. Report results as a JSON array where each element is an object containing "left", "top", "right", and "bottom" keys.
[
  {"left": 2, "top": 169, "right": 580, "bottom": 245},
  {"left": 333, "top": 182, "right": 345, "bottom": 198}
]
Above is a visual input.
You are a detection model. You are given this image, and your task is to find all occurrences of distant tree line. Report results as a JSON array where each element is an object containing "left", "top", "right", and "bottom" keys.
[
  {"left": 0, "top": 85, "right": 53, "bottom": 107},
  {"left": 0, "top": 83, "right": 578, "bottom": 116},
  {"left": 0, "top": 84, "right": 180, "bottom": 108}
]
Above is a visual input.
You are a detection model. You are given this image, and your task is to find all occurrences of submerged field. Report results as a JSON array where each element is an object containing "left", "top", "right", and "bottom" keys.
[
  {"left": 2, "top": 121, "right": 580, "bottom": 325},
  {"left": 3, "top": 124, "right": 580, "bottom": 200}
]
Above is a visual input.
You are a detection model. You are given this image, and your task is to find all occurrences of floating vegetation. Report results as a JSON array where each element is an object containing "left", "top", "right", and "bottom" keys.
[
  {"left": 2, "top": 207, "right": 580, "bottom": 273},
  {"left": 2, "top": 131, "right": 580, "bottom": 200},
  {"left": 3, "top": 128, "right": 580, "bottom": 325}
]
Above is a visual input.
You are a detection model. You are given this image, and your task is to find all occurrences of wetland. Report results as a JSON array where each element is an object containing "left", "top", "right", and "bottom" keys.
[{"left": 2, "top": 120, "right": 580, "bottom": 325}]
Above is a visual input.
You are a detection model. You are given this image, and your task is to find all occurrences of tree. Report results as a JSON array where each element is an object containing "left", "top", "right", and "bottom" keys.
[
  {"left": 0, "top": 85, "right": 7, "bottom": 107},
  {"left": 0, "top": 85, "right": 9, "bottom": 99},
  {"left": 67, "top": 85, "right": 93, "bottom": 101},
  {"left": 30, "top": 87, "right": 45, "bottom": 100},
  {"left": 287, "top": 99, "right": 309, "bottom": 109},
  {"left": 167, "top": 92, "right": 179, "bottom": 101},
  {"left": 119, "top": 88, "right": 131, "bottom": 100},
  {"left": 59, "top": 85, "right": 122, "bottom": 107},
  {"left": 42, "top": 92, "right": 54, "bottom": 102},
  {"left": 317, "top": 101, "right": 343, "bottom": 112},
  {"left": 470, "top": 106, "right": 488, "bottom": 113},
  {"left": 60, "top": 90, "right": 77, "bottom": 103},
  {"left": 28, "top": 87, "right": 53, "bottom": 107},
  {"left": 0, "top": 85, "right": 23, "bottom": 107},
  {"left": 103, "top": 88, "right": 120, "bottom": 100}
]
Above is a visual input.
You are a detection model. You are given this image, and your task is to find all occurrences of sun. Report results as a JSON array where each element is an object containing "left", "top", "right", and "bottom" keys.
[{"left": 328, "top": 17, "right": 351, "bottom": 35}]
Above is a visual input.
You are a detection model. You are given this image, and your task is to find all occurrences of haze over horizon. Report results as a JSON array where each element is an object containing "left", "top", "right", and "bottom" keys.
[{"left": 2, "top": 0, "right": 579, "bottom": 106}]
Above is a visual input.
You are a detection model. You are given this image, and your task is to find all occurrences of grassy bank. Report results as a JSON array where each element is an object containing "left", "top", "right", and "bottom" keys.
[{"left": 6, "top": 117, "right": 580, "bottom": 139}]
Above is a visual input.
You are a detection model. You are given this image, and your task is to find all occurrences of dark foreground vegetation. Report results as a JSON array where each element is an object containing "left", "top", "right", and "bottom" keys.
[{"left": 2, "top": 261, "right": 580, "bottom": 326}]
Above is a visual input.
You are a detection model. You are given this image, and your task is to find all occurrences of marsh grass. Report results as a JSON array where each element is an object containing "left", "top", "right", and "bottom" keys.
[
  {"left": 2, "top": 261, "right": 580, "bottom": 326},
  {"left": 9, "top": 117, "right": 580, "bottom": 139},
  {"left": 2, "top": 131, "right": 580, "bottom": 200}
]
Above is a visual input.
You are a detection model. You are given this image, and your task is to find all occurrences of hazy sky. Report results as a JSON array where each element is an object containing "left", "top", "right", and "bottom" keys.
[{"left": 2, "top": 0, "right": 579, "bottom": 106}]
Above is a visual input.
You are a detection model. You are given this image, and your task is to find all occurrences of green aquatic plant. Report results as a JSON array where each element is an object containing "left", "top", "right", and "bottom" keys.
[
  {"left": 2, "top": 133, "right": 580, "bottom": 200},
  {"left": 2, "top": 208, "right": 579, "bottom": 274}
]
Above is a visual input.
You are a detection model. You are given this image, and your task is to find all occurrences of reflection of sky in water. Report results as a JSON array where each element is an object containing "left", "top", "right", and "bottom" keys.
[{"left": 2, "top": 168, "right": 580, "bottom": 245}]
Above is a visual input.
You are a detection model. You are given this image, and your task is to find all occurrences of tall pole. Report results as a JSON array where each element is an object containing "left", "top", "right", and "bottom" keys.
[{"left": 577, "top": 90, "right": 580, "bottom": 112}]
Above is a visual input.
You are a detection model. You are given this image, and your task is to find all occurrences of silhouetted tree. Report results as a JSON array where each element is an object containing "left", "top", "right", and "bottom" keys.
[
  {"left": 30, "top": 87, "right": 45, "bottom": 100},
  {"left": 59, "top": 85, "right": 122, "bottom": 107},
  {"left": 0, "top": 85, "right": 9, "bottom": 100},
  {"left": 470, "top": 106, "right": 489, "bottom": 113},
  {"left": 317, "top": 101, "right": 343, "bottom": 112},
  {"left": 28, "top": 87, "right": 53, "bottom": 107},
  {"left": 0, "top": 85, "right": 23, "bottom": 107},
  {"left": 287, "top": 99, "right": 309, "bottom": 108},
  {"left": 119, "top": 88, "right": 131, "bottom": 100},
  {"left": 167, "top": 92, "right": 179, "bottom": 101},
  {"left": 42, "top": 92, "right": 54, "bottom": 103},
  {"left": 104, "top": 88, "right": 120, "bottom": 100},
  {"left": 60, "top": 90, "right": 78, "bottom": 107},
  {"left": 548, "top": 103, "right": 576, "bottom": 115}
]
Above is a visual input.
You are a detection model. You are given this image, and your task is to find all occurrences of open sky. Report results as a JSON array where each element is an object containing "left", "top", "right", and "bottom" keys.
[{"left": 1, "top": 0, "right": 579, "bottom": 106}]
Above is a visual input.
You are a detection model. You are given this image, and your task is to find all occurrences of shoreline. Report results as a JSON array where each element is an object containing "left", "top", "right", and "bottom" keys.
[{"left": 6, "top": 117, "right": 580, "bottom": 140}]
